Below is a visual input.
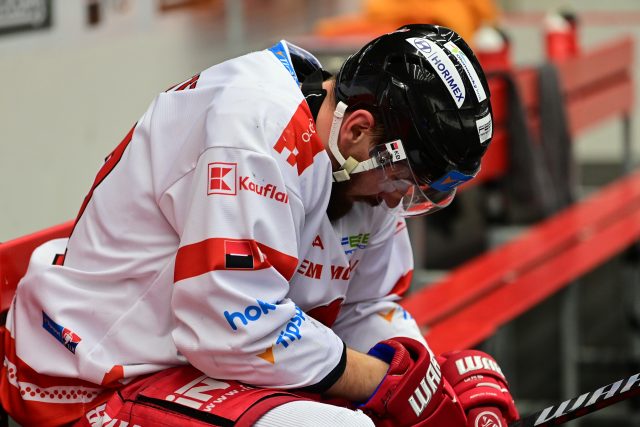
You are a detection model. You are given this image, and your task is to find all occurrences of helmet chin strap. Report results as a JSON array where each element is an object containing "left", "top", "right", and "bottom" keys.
[{"left": 329, "top": 102, "right": 380, "bottom": 182}]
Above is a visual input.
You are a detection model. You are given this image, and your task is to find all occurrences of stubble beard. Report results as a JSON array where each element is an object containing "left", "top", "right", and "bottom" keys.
[{"left": 326, "top": 181, "right": 381, "bottom": 221}]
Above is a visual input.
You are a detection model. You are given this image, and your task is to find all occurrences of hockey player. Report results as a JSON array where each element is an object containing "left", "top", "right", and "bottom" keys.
[{"left": 1, "top": 25, "right": 518, "bottom": 426}]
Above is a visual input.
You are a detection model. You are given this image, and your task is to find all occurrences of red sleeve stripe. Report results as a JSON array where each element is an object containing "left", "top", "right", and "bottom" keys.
[
  {"left": 73, "top": 125, "right": 136, "bottom": 227},
  {"left": 174, "top": 238, "right": 298, "bottom": 283},
  {"left": 388, "top": 270, "right": 413, "bottom": 297},
  {"left": 166, "top": 74, "right": 200, "bottom": 92}
]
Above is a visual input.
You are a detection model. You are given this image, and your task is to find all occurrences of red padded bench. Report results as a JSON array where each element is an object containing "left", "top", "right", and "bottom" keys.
[{"left": 0, "top": 220, "right": 73, "bottom": 316}]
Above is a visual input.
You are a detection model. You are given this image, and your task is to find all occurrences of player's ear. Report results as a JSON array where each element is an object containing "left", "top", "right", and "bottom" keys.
[{"left": 339, "top": 109, "right": 375, "bottom": 154}]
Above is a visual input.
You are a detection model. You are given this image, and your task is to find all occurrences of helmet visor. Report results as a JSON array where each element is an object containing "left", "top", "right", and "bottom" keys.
[{"left": 370, "top": 140, "right": 472, "bottom": 217}]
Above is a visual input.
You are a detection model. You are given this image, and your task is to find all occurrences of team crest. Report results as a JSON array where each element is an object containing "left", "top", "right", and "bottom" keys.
[{"left": 42, "top": 311, "right": 82, "bottom": 354}]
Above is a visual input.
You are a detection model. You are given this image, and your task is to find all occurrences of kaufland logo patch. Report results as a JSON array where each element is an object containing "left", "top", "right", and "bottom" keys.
[
  {"left": 239, "top": 176, "right": 289, "bottom": 204},
  {"left": 42, "top": 311, "right": 82, "bottom": 354},
  {"left": 208, "top": 162, "right": 237, "bottom": 195}
]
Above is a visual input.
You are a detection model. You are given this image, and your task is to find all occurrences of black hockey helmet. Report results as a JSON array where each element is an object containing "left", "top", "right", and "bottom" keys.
[{"left": 334, "top": 24, "right": 493, "bottom": 193}]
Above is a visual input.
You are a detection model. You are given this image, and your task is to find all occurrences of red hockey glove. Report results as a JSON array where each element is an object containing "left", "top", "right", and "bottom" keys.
[
  {"left": 361, "top": 337, "right": 467, "bottom": 427},
  {"left": 438, "top": 350, "right": 519, "bottom": 427}
]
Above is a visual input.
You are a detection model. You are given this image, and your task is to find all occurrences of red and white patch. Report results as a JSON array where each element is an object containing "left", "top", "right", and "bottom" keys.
[
  {"left": 474, "top": 411, "right": 503, "bottom": 427},
  {"left": 208, "top": 162, "right": 237, "bottom": 196},
  {"left": 273, "top": 101, "right": 324, "bottom": 175}
]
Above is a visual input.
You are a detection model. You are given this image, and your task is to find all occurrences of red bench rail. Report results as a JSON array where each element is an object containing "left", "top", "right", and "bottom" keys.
[{"left": 0, "top": 220, "right": 73, "bottom": 314}]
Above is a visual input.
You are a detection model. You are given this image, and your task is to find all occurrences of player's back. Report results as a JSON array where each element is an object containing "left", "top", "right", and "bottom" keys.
[{"left": 1, "top": 47, "right": 314, "bottom": 427}]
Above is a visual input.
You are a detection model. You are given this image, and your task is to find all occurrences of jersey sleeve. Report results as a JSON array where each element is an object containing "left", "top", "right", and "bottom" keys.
[
  {"left": 331, "top": 215, "right": 427, "bottom": 353},
  {"left": 159, "top": 141, "right": 345, "bottom": 391}
]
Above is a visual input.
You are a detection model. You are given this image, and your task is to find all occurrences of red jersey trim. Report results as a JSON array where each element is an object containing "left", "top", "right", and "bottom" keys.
[
  {"left": 307, "top": 298, "right": 344, "bottom": 327},
  {"left": 1, "top": 333, "right": 112, "bottom": 426},
  {"left": 388, "top": 270, "right": 413, "bottom": 297},
  {"left": 174, "top": 238, "right": 298, "bottom": 283}
]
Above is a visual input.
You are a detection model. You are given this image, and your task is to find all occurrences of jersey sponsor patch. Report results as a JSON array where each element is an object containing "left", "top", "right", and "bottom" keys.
[
  {"left": 274, "top": 306, "right": 306, "bottom": 349},
  {"left": 476, "top": 113, "right": 493, "bottom": 144},
  {"left": 42, "top": 312, "right": 82, "bottom": 354},
  {"left": 224, "top": 239, "right": 256, "bottom": 269},
  {"left": 224, "top": 299, "right": 277, "bottom": 331},
  {"left": 174, "top": 238, "right": 298, "bottom": 282},
  {"left": 273, "top": 101, "right": 325, "bottom": 175},
  {"left": 297, "top": 259, "right": 323, "bottom": 279},
  {"left": 239, "top": 175, "right": 289, "bottom": 204},
  {"left": 444, "top": 41, "right": 487, "bottom": 103},
  {"left": 407, "top": 37, "right": 466, "bottom": 108},
  {"left": 378, "top": 308, "right": 396, "bottom": 323},
  {"left": 257, "top": 306, "right": 308, "bottom": 364},
  {"left": 341, "top": 233, "right": 370, "bottom": 255},
  {"left": 208, "top": 162, "right": 237, "bottom": 195}
]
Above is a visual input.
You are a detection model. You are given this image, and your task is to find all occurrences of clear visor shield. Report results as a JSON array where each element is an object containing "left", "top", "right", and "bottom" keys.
[{"left": 371, "top": 140, "right": 475, "bottom": 217}]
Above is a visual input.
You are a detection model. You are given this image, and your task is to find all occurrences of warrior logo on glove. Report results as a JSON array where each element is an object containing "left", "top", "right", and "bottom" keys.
[
  {"left": 455, "top": 354, "right": 505, "bottom": 377},
  {"left": 408, "top": 355, "right": 442, "bottom": 416}
]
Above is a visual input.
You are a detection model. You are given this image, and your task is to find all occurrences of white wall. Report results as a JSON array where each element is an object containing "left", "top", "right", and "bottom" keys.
[{"left": 0, "top": 1, "right": 264, "bottom": 240}]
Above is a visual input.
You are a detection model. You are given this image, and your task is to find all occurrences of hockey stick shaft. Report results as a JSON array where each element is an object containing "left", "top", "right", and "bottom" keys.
[{"left": 509, "top": 372, "right": 640, "bottom": 426}]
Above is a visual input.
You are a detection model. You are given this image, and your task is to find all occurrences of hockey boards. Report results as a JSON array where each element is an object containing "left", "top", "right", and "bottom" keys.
[{"left": 510, "top": 372, "right": 640, "bottom": 426}]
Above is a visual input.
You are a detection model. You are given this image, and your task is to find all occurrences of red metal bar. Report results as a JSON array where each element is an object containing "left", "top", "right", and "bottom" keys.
[
  {"left": 568, "top": 77, "right": 634, "bottom": 136},
  {"left": 557, "top": 37, "right": 634, "bottom": 95},
  {"left": 425, "top": 200, "right": 640, "bottom": 353}
]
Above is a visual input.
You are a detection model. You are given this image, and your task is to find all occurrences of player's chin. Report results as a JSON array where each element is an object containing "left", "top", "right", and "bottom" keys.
[{"left": 353, "top": 196, "right": 382, "bottom": 207}]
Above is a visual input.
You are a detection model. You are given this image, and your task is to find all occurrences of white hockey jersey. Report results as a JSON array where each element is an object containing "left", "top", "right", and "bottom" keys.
[{"left": 1, "top": 41, "right": 426, "bottom": 426}]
